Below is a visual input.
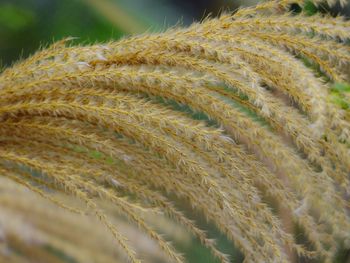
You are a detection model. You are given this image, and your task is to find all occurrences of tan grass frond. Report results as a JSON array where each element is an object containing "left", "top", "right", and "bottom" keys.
[
  {"left": 0, "top": 1, "right": 349, "bottom": 262},
  {"left": 233, "top": 0, "right": 348, "bottom": 18}
]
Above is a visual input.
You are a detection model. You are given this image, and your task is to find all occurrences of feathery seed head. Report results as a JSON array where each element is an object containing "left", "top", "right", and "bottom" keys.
[{"left": 0, "top": 1, "right": 349, "bottom": 262}]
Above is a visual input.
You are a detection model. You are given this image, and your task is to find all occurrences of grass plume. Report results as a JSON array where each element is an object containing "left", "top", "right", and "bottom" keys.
[{"left": 0, "top": 0, "right": 349, "bottom": 262}]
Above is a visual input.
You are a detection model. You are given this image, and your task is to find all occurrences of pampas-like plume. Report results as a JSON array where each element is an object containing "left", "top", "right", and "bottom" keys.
[{"left": 0, "top": 1, "right": 349, "bottom": 262}]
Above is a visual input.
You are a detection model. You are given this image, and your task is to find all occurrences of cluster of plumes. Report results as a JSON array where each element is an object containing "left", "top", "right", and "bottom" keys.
[{"left": 0, "top": 0, "right": 349, "bottom": 262}]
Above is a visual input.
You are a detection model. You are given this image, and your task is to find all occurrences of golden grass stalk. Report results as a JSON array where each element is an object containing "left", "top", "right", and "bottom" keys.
[{"left": 0, "top": 1, "right": 349, "bottom": 262}]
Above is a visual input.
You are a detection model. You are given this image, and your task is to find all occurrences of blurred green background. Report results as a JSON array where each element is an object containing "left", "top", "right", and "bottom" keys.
[
  {"left": 1, "top": 0, "right": 348, "bottom": 69},
  {"left": 0, "top": 0, "right": 246, "bottom": 68}
]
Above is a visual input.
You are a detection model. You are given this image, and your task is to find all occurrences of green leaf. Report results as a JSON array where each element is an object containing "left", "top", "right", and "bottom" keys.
[
  {"left": 303, "top": 0, "right": 318, "bottom": 16},
  {"left": 332, "top": 83, "right": 350, "bottom": 93},
  {"left": 331, "top": 94, "right": 349, "bottom": 110}
]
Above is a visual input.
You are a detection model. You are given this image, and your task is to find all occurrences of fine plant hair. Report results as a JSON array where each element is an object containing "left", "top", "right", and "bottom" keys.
[{"left": 0, "top": 0, "right": 349, "bottom": 262}]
